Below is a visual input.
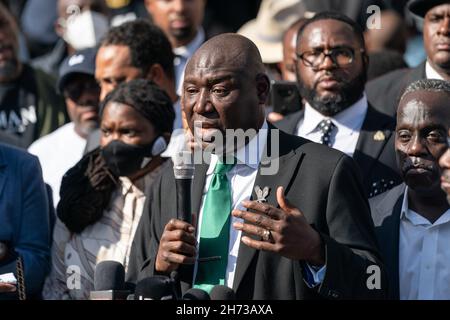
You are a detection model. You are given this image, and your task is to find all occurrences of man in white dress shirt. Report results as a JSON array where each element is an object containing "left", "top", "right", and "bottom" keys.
[
  {"left": 29, "top": 48, "right": 100, "bottom": 206},
  {"left": 275, "top": 11, "right": 401, "bottom": 197},
  {"left": 370, "top": 79, "right": 450, "bottom": 300},
  {"left": 144, "top": 0, "right": 206, "bottom": 95}
]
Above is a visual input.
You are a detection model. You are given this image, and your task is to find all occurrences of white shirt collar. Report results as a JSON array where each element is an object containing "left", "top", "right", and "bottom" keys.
[
  {"left": 426, "top": 61, "right": 445, "bottom": 80},
  {"left": 173, "top": 28, "right": 205, "bottom": 60},
  {"left": 301, "top": 94, "right": 368, "bottom": 135},
  {"left": 400, "top": 186, "right": 450, "bottom": 226},
  {"left": 207, "top": 120, "right": 269, "bottom": 174}
]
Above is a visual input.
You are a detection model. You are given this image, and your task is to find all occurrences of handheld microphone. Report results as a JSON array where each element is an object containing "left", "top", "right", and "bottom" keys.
[
  {"left": 173, "top": 151, "right": 194, "bottom": 224},
  {"left": 89, "top": 261, "right": 130, "bottom": 300},
  {"left": 134, "top": 276, "right": 177, "bottom": 300},
  {"left": 182, "top": 288, "right": 211, "bottom": 300},
  {"left": 210, "top": 285, "right": 236, "bottom": 300}
]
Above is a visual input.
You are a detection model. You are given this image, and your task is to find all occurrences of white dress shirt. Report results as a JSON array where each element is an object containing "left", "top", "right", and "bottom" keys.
[
  {"left": 174, "top": 28, "right": 205, "bottom": 96},
  {"left": 426, "top": 61, "right": 445, "bottom": 80},
  {"left": 399, "top": 187, "right": 450, "bottom": 300},
  {"left": 296, "top": 94, "right": 368, "bottom": 157},
  {"left": 28, "top": 122, "right": 86, "bottom": 206},
  {"left": 193, "top": 121, "right": 268, "bottom": 289}
]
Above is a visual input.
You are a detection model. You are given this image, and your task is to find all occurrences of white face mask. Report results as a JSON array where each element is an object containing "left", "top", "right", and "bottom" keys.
[{"left": 62, "top": 10, "right": 109, "bottom": 51}]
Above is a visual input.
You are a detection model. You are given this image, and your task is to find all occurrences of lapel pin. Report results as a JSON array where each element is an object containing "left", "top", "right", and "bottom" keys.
[
  {"left": 254, "top": 186, "right": 270, "bottom": 203},
  {"left": 373, "top": 131, "right": 385, "bottom": 141}
]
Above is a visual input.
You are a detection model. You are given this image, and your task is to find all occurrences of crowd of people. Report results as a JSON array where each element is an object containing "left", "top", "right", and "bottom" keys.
[{"left": 0, "top": 0, "right": 449, "bottom": 301}]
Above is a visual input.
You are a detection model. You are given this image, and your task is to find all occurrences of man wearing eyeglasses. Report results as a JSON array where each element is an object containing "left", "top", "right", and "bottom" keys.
[
  {"left": 29, "top": 48, "right": 100, "bottom": 206},
  {"left": 276, "top": 11, "right": 401, "bottom": 198}
]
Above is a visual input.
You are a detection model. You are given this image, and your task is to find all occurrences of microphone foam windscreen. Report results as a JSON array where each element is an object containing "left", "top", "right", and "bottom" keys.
[
  {"left": 134, "top": 276, "right": 175, "bottom": 300},
  {"left": 183, "top": 288, "right": 210, "bottom": 300},
  {"left": 210, "top": 285, "right": 236, "bottom": 300},
  {"left": 94, "top": 261, "right": 125, "bottom": 291}
]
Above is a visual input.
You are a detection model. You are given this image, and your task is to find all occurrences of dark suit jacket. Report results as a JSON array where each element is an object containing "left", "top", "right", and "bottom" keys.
[
  {"left": 274, "top": 105, "right": 401, "bottom": 198},
  {"left": 369, "top": 183, "right": 405, "bottom": 300},
  {"left": 0, "top": 143, "right": 51, "bottom": 299},
  {"left": 366, "top": 62, "right": 426, "bottom": 117},
  {"left": 128, "top": 126, "right": 387, "bottom": 299}
]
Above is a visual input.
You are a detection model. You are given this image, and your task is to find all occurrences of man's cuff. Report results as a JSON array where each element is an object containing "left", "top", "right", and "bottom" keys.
[{"left": 302, "top": 262, "right": 326, "bottom": 288}]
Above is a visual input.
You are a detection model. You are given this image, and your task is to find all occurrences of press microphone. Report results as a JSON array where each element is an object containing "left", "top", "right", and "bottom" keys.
[
  {"left": 182, "top": 288, "right": 211, "bottom": 300},
  {"left": 89, "top": 261, "right": 130, "bottom": 300},
  {"left": 210, "top": 285, "right": 236, "bottom": 300},
  {"left": 173, "top": 151, "right": 194, "bottom": 224},
  {"left": 134, "top": 275, "right": 177, "bottom": 300}
]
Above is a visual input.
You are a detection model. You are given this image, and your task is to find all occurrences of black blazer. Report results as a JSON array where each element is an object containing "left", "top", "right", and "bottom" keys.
[
  {"left": 274, "top": 105, "right": 401, "bottom": 198},
  {"left": 366, "top": 62, "right": 426, "bottom": 118},
  {"left": 369, "top": 183, "right": 405, "bottom": 300},
  {"left": 128, "top": 126, "right": 387, "bottom": 299}
]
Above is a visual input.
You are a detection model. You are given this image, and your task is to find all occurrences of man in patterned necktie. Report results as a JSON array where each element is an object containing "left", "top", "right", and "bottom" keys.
[{"left": 276, "top": 11, "right": 401, "bottom": 198}]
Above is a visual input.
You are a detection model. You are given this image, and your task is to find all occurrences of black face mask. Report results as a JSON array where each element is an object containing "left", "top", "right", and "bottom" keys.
[{"left": 101, "top": 140, "right": 154, "bottom": 177}]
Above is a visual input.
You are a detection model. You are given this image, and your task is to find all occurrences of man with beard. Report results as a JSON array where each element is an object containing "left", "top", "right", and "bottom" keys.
[
  {"left": 276, "top": 12, "right": 401, "bottom": 198},
  {"left": 0, "top": 4, "right": 68, "bottom": 147},
  {"left": 29, "top": 48, "right": 100, "bottom": 206},
  {"left": 366, "top": 0, "right": 450, "bottom": 117},
  {"left": 370, "top": 79, "right": 450, "bottom": 300},
  {"left": 144, "top": 0, "right": 206, "bottom": 95}
]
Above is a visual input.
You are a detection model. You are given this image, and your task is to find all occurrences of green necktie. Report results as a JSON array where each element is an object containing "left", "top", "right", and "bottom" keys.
[{"left": 194, "top": 160, "right": 235, "bottom": 293}]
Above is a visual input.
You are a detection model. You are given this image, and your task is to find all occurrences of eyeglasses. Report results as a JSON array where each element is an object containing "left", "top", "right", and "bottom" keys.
[{"left": 296, "top": 47, "right": 364, "bottom": 68}]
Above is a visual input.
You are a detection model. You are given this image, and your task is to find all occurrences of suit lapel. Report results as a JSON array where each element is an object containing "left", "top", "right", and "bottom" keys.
[
  {"left": 373, "top": 184, "right": 404, "bottom": 300},
  {"left": 377, "top": 194, "right": 402, "bottom": 300},
  {"left": 232, "top": 128, "right": 304, "bottom": 292},
  {"left": 192, "top": 162, "right": 209, "bottom": 222},
  {"left": 275, "top": 110, "right": 304, "bottom": 135},
  {"left": 388, "top": 196, "right": 402, "bottom": 299},
  {"left": 408, "top": 61, "right": 426, "bottom": 83},
  {"left": 353, "top": 104, "right": 395, "bottom": 179}
]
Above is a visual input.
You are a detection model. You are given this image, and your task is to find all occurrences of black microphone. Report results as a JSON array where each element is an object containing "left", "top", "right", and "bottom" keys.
[
  {"left": 90, "top": 261, "right": 130, "bottom": 300},
  {"left": 210, "top": 285, "right": 236, "bottom": 300},
  {"left": 134, "top": 276, "right": 177, "bottom": 300},
  {"left": 173, "top": 151, "right": 194, "bottom": 224},
  {"left": 182, "top": 288, "right": 211, "bottom": 300}
]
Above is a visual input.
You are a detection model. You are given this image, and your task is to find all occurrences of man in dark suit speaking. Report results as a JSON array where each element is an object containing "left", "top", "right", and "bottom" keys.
[
  {"left": 275, "top": 12, "right": 401, "bottom": 198},
  {"left": 128, "top": 33, "right": 386, "bottom": 300}
]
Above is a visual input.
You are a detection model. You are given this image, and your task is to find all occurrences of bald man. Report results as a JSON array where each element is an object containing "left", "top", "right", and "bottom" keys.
[
  {"left": 128, "top": 34, "right": 386, "bottom": 299},
  {"left": 370, "top": 79, "right": 450, "bottom": 299}
]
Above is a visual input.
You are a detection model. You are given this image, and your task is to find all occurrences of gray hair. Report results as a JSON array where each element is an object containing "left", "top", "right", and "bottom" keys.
[{"left": 400, "top": 79, "right": 450, "bottom": 102}]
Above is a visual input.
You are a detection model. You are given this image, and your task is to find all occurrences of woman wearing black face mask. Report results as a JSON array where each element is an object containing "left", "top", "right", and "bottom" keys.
[{"left": 43, "top": 80, "right": 175, "bottom": 300}]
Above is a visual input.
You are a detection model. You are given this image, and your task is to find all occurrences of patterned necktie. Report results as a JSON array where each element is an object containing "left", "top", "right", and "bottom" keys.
[
  {"left": 318, "top": 119, "right": 336, "bottom": 147},
  {"left": 194, "top": 160, "right": 235, "bottom": 293}
]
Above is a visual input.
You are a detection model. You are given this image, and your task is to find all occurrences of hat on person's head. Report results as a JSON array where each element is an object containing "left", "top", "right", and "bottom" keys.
[
  {"left": 407, "top": 0, "right": 448, "bottom": 19},
  {"left": 237, "top": 0, "right": 306, "bottom": 64},
  {"left": 58, "top": 47, "right": 97, "bottom": 93}
]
